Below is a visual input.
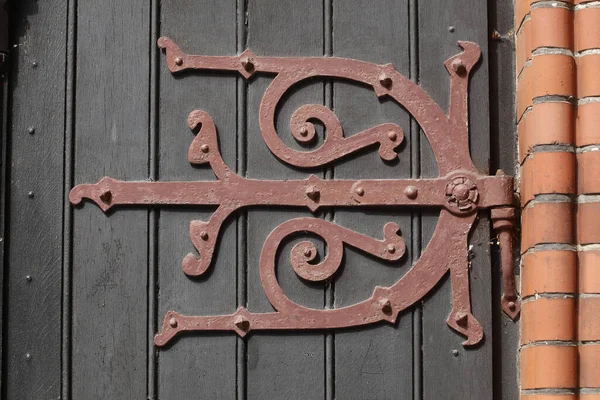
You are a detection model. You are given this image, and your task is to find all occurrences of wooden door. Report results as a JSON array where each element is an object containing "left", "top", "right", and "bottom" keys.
[{"left": 2, "top": 0, "right": 518, "bottom": 399}]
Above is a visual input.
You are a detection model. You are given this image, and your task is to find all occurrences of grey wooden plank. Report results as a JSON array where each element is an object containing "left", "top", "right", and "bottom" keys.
[
  {"left": 418, "top": 1, "right": 494, "bottom": 399},
  {"left": 157, "top": 2, "right": 238, "bottom": 399},
  {"left": 489, "top": 0, "right": 519, "bottom": 398},
  {"left": 4, "top": 1, "right": 67, "bottom": 399},
  {"left": 71, "top": 1, "right": 149, "bottom": 398},
  {"left": 332, "top": 1, "right": 414, "bottom": 399},
  {"left": 245, "top": 1, "right": 325, "bottom": 398}
]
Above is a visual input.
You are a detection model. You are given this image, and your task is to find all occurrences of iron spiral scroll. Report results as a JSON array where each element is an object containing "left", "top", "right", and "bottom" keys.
[{"left": 69, "top": 37, "right": 518, "bottom": 348}]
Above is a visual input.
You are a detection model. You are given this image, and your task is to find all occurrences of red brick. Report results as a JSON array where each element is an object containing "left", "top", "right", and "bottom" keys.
[
  {"left": 521, "top": 152, "right": 575, "bottom": 205},
  {"left": 578, "top": 202, "right": 600, "bottom": 245},
  {"left": 521, "top": 345, "right": 578, "bottom": 389},
  {"left": 580, "top": 344, "right": 600, "bottom": 388},
  {"left": 577, "top": 102, "right": 600, "bottom": 147},
  {"left": 575, "top": 7, "right": 600, "bottom": 52},
  {"left": 578, "top": 54, "right": 600, "bottom": 98},
  {"left": 579, "top": 250, "right": 600, "bottom": 294},
  {"left": 522, "top": 251, "right": 577, "bottom": 297},
  {"left": 522, "top": 298, "right": 576, "bottom": 344}
]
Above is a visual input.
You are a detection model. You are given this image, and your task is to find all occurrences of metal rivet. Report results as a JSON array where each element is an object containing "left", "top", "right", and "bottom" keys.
[
  {"left": 31, "top": 61, "right": 38, "bottom": 68},
  {"left": 174, "top": 57, "right": 183, "bottom": 66},
  {"left": 201, "top": 144, "right": 209, "bottom": 153},
  {"left": 452, "top": 349, "right": 459, "bottom": 357},
  {"left": 381, "top": 299, "right": 392, "bottom": 314},
  {"left": 200, "top": 231, "right": 209, "bottom": 241},
  {"left": 378, "top": 73, "right": 392, "bottom": 89},
  {"left": 508, "top": 301, "right": 516, "bottom": 311},
  {"left": 452, "top": 59, "right": 466, "bottom": 76},
  {"left": 356, "top": 187, "right": 365, "bottom": 196},
  {"left": 299, "top": 126, "right": 308, "bottom": 137},
  {"left": 27, "top": 191, "right": 34, "bottom": 198},
  {"left": 303, "top": 248, "right": 312, "bottom": 257},
  {"left": 387, "top": 244, "right": 395, "bottom": 254},
  {"left": 25, "top": 353, "right": 31, "bottom": 360},
  {"left": 169, "top": 317, "right": 178, "bottom": 328},
  {"left": 234, "top": 315, "right": 250, "bottom": 331},
  {"left": 305, "top": 186, "right": 320, "bottom": 201},
  {"left": 448, "top": 26, "right": 455, "bottom": 33},
  {"left": 387, "top": 131, "right": 397, "bottom": 141},
  {"left": 241, "top": 57, "right": 254, "bottom": 72},
  {"left": 26, "top": 275, "right": 32, "bottom": 282},
  {"left": 404, "top": 186, "right": 418, "bottom": 199},
  {"left": 28, "top": 126, "right": 35, "bottom": 135},
  {"left": 455, "top": 311, "right": 468, "bottom": 327},
  {"left": 99, "top": 190, "right": 112, "bottom": 203}
]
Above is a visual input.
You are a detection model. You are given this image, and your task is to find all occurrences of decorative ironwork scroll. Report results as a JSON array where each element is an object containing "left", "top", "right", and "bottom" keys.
[{"left": 70, "top": 37, "right": 518, "bottom": 348}]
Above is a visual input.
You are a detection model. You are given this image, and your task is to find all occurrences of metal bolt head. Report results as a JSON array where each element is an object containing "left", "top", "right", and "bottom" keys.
[
  {"left": 200, "top": 231, "right": 209, "bottom": 241},
  {"left": 448, "top": 26, "right": 455, "bottom": 33},
  {"left": 453, "top": 183, "right": 470, "bottom": 201},
  {"left": 25, "top": 353, "right": 31, "bottom": 360},
  {"left": 455, "top": 311, "right": 468, "bottom": 327},
  {"left": 381, "top": 299, "right": 392, "bottom": 314},
  {"left": 241, "top": 57, "right": 254, "bottom": 72},
  {"left": 303, "top": 248, "right": 312, "bottom": 257},
  {"left": 508, "top": 301, "right": 516, "bottom": 311},
  {"left": 387, "top": 244, "right": 396, "bottom": 254},
  {"left": 387, "top": 131, "right": 397, "bottom": 141},
  {"left": 404, "top": 186, "right": 418, "bottom": 199},
  {"left": 27, "top": 191, "right": 34, "bottom": 198},
  {"left": 174, "top": 57, "right": 183, "bottom": 66},
  {"left": 299, "top": 126, "right": 309, "bottom": 137},
  {"left": 31, "top": 61, "right": 38, "bottom": 68},
  {"left": 451, "top": 59, "right": 467, "bottom": 76},
  {"left": 378, "top": 73, "right": 392, "bottom": 89},
  {"left": 355, "top": 187, "right": 365, "bottom": 196},
  {"left": 305, "top": 185, "right": 320, "bottom": 201},
  {"left": 28, "top": 126, "right": 35, "bottom": 135},
  {"left": 200, "top": 144, "right": 209, "bottom": 153},
  {"left": 99, "top": 190, "right": 112, "bottom": 203},
  {"left": 452, "top": 349, "right": 459, "bottom": 357},
  {"left": 234, "top": 315, "right": 250, "bottom": 331},
  {"left": 169, "top": 317, "right": 178, "bottom": 328},
  {"left": 25, "top": 275, "right": 32, "bottom": 282}
]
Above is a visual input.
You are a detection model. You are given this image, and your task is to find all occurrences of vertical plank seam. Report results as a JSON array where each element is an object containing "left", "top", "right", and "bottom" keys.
[
  {"left": 408, "top": 1, "right": 422, "bottom": 399},
  {"left": 323, "top": 0, "right": 334, "bottom": 399},
  {"left": 147, "top": 0, "right": 159, "bottom": 398},
  {"left": 62, "top": 0, "right": 77, "bottom": 398},
  {"left": 236, "top": 1, "right": 248, "bottom": 398},
  {"left": 0, "top": 8, "right": 10, "bottom": 397}
]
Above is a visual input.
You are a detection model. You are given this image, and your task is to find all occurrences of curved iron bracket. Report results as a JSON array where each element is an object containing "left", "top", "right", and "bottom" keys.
[{"left": 70, "top": 37, "right": 518, "bottom": 348}]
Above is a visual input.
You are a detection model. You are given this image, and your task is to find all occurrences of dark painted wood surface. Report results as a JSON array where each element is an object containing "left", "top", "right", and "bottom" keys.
[
  {"left": 71, "top": 1, "right": 149, "bottom": 398},
  {"left": 4, "top": 1, "right": 66, "bottom": 399},
  {"left": 1, "top": 1, "right": 518, "bottom": 399},
  {"left": 245, "top": 1, "right": 326, "bottom": 398}
]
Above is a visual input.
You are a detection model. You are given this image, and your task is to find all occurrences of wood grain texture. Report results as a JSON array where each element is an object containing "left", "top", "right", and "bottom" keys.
[
  {"left": 418, "top": 1, "right": 494, "bottom": 399},
  {"left": 4, "top": 1, "right": 67, "bottom": 398},
  {"left": 71, "top": 1, "right": 149, "bottom": 398},
  {"left": 157, "top": 1, "right": 237, "bottom": 399},
  {"left": 245, "top": 1, "right": 325, "bottom": 398},
  {"left": 332, "top": 1, "right": 414, "bottom": 399}
]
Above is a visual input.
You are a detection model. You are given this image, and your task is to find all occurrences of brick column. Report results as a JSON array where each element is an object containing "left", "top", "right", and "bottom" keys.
[
  {"left": 516, "top": 1, "right": 578, "bottom": 399},
  {"left": 517, "top": 0, "right": 600, "bottom": 398},
  {"left": 575, "top": 1, "right": 600, "bottom": 397}
]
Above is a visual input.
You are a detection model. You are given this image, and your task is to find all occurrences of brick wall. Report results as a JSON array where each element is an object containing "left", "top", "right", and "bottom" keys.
[{"left": 516, "top": 0, "right": 600, "bottom": 398}]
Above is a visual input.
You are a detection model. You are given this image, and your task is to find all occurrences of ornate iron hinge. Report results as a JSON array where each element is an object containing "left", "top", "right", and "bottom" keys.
[{"left": 70, "top": 37, "right": 518, "bottom": 348}]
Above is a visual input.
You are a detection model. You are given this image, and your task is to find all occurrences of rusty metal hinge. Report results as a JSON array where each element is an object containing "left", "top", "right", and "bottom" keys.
[{"left": 71, "top": 37, "right": 519, "bottom": 348}]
